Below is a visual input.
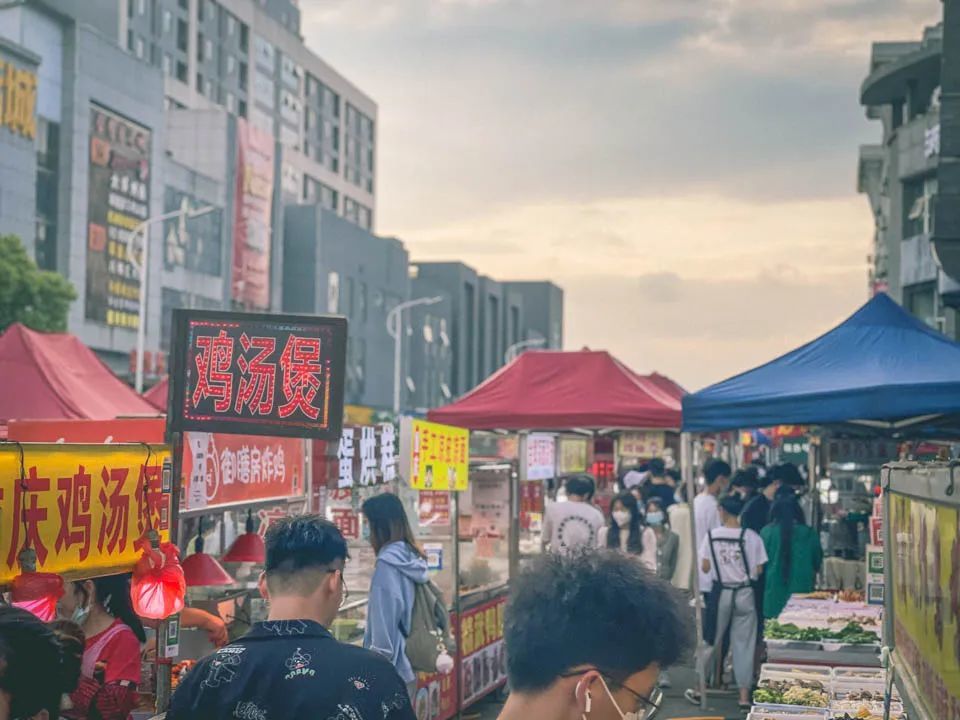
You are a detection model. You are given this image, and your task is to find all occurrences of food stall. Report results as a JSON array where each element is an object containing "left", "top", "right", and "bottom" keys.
[{"left": 0, "top": 441, "right": 175, "bottom": 716}]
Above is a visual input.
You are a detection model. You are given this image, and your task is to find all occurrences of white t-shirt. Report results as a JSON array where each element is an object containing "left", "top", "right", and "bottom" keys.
[
  {"left": 543, "top": 500, "right": 605, "bottom": 555},
  {"left": 693, "top": 492, "right": 721, "bottom": 591},
  {"left": 698, "top": 526, "right": 768, "bottom": 587}
]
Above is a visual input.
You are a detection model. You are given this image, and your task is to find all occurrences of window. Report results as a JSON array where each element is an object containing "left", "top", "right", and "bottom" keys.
[
  {"left": 239, "top": 23, "right": 249, "bottom": 52},
  {"left": 226, "top": 54, "right": 236, "bottom": 74},
  {"left": 204, "top": 38, "right": 213, "bottom": 61},
  {"left": 239, "top": 61, "right": 248, "bottom": 87},
  {"left": 196, "top": 72, "right": 204, "bottom": 92},
  {"left": 225, "top": 91, "right": 235, "bottom": 112},
  {"left": 127, "top": 30, "right": 135, "bottom": 51},
  {"left": 34, "top": 118, "right": 59, "bottom": 272},
  {"left": 127, "top": 0, "right": 135, "bottom": 18},
  {"left": 205, "top": 79, "right": 214, "bottom": 99},
  {"left": 163, "top": 53, "right": 172, "bottom": 76},
  {"left": 226, "top": 15, "right": 236, "bottom": 36},
  {"left": 253, "top": 72, "right": 275, "bottom": 109},
  {"left": 162, "top": 9, "right": 172, "bottom": 33},
  {"left": 358, "top": 282, "right": 367, "bottom": 322},
  {"left": 903, "top": 178, "right": 925, "bottom": 238},
  {"left": 138, "top": 0, "right": 146, "bottom": 15},
  {"left": 136, "top": 36, "right": 145, "bottom": 59},
  {"left": 238, "top": 99, "right": 247, "bottom": 117},
  {"left": 198, "top": 34, "right": 206, "bottom": 61},
  {"left": 178, "top": 0, "right": 187, "bottom": 8},
  {"left": 177, "top": 19, "right": 188, "bottom": 51},
  {"left": 176, "top": 60, "right": 188, "bottom": 83}
]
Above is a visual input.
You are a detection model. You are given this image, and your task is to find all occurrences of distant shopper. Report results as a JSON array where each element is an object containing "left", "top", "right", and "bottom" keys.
[
  {"left": 668, "top": 480, "right": 694, "bottom": 591},
  {"left": 642, "top": 458, "right": 677, "bottom": 510},
  {"left": 694, "top": 459, "right": 731, "bottom": 593},
  {"left": 543, "top": 475, "right": 605, "bottom": 555},
  {"left": 740, "top": 465, "right": 781, "bottom": 534},
  {"left": 598, "top": 491, "right": 658, "bottom": 572},
  {"left": 0, "top": 605, "right": 65, "bottom": 720},
  {"left": 688, "top": 495, "right": 767, "bottom": 709},
  {"left": 362, "top": 492, "right": 430, "bottom": 697},
  {"left": 58, "top": 574, "right": 145, "bottom": 720},
  {"left": 730, "top": 468, "right": 759, "bottom": 504},
  {"left": 497, "top": 551, "right": 689, "bottom": 720},
  {"left": 646, "top": 498, "right": 679, "bottom": 583},
  {"left": 167, "top": 515, "right": 414, "bottom": 720},
  {"left": 761, "top": 495, "right": 822, "bottom": 619}
]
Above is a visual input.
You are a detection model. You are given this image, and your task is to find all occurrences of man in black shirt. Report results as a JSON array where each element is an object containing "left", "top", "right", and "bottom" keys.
[{"left": 168, "top": 515, "right": 415, "bottom": 720}]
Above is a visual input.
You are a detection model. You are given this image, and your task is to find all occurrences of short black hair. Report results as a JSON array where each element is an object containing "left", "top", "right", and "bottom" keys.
[
  {"left": 504, "top": 550, "right": 690, "bottom": 692},
  {"left": 769, "top": 462, "right": 804, "bottom": 487},
  {"left": 719, "top": 493, "right": 745, "bottom": 516},
  {"left": 265, "top": 515, "right": 348, "bottom": 593},
  {"left": 730, "top": 468, "right": 758, "bottom": 490},
  {"left": 0, "top": 606, "right": 64, "bottom": 718},
  {"left": 564, "top": 474, "right": 595, "bottom": 498},
  {"left": 647, "top": 458, "right": 665, "bottom": 477},
  {"left": 704, "top": 458, "right": 731, "bottom": 486}
]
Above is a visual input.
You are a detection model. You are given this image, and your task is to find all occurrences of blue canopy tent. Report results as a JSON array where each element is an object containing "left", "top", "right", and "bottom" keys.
[{"left": 682, "top": 293, "right": 960, "bottom": 433}]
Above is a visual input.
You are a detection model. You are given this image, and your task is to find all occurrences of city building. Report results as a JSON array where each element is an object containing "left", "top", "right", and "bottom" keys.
[
  {"left": 407, "top": 263, "right": 564, "bottom": 413},
  {"left": 858, "top": 22, "right": 960, "bottom": 336},
  {"left": 283, "top": 206, "right": 408, "bottom": 411}
]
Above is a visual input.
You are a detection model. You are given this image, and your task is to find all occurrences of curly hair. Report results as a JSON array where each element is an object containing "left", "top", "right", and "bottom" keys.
[{"left": 504, "top": 549, "right": 691, "bottom": 691}]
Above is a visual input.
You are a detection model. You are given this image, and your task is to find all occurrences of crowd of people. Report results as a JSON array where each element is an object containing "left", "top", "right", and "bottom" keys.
[{"left": 0, "top": 452, "right": 819, "bottom": 720}]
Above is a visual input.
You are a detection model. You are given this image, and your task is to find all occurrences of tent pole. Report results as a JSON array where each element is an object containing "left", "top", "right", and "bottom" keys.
[{"left": 682, "top": 431, "right": 707, "bottom": 709}]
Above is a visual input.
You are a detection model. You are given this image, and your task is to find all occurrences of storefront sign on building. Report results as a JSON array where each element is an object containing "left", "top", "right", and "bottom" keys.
[
  {"left": 181, "top": 432, "right": 306, "bottom": 511},
  {"left": 85, "top": 103, "right": 152, "bottom": 329},
  {"left": 168, "top": 309, "right": 347, "bottom": 440},
  {"left": 0, "top": 444, "right": 173, "bottom": 584},
  {"left": 400, "top": 418, "right": 469, "bottom": 491},
  {"left": 233, "top": 118, "right": 274, "bottom": 309},
  {"left": 0, "top": 57, "right": 37, "bottom": 139},
  {"left": 618, "top": 431, "right": 665, "bottom": 459},
  {"left": 460, "top": 597, "right": 507, "bottom": 705},
  {"left": 336, "top": 423, "right": 398, "bottom": 489},
  {"left": 525, "top": 434, "right": 555, "bottom": 480}
]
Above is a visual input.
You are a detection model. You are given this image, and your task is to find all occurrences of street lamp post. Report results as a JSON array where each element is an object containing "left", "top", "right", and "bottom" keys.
[
  {"left": 504, "top": 337, "right": 546, "bottom": 364},
  {"left": 387, "top": 296, "right": 442, "bottom": 415},
  {"left": 129, "top": 204, "right": 216, "bottom": 393}
]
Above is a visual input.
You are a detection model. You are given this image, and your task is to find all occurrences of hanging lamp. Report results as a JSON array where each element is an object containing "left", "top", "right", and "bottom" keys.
[
  {"left": 181, "top": 516, "right": 234, "bottom": 587},
  {"left": 222, "top": 508, "right": 266, "bottom": 564}
]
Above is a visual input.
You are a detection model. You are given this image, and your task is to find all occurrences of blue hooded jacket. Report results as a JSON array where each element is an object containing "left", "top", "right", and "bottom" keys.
[{"left": 364, "top": 541, "right": 429, "bottom": 684}]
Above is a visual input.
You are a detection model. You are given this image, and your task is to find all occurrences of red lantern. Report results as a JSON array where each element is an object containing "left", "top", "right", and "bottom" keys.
[
  {"left": 222, "top": 509, "right": 265, "bottom": 564},
  {"left": 131, "top": 535, "right": 187, "bottom": 620},
  {"left": 182, "top": 517, "right": 234, "bottom": 587},
  {"left": 10, "top": 549, "right": 64, "bottom": 622}
]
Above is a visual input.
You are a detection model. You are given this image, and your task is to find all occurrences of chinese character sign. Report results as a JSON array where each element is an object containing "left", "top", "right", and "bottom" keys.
[
  {"left": 525, "top": 434, "right": 555, "bottom": 481},
  {"left": 85, "top": 103, "right": 152, "bottom": 329},
  {"left": 181, "top": 432, "right": 305, "bottom": 511},
  {"left": 558, "top": 437, "right": 588, "bottom": 473},
  {"left": 0, "top": 57, "right": 37, "bottom": 140},
  {"left": 460, "top": 597, "right": 507, "bottom": 705},
  {"left": 618, "top": 431, "right": 665, "bottom": 459},
  {"left": 335, "top": 424, "right": 399, "bottom": 489},
  {"left": 233, "top": 118, "right": 274, "bottom": 309},
  {"left": 400, "top": 418, "right": 469, "bottom": 492},
  {"left": 0, "top": 444, "right": 172, "bottom": 584},
  {"left": 168, "top": 310, "right": 347, "bottom": 439}
]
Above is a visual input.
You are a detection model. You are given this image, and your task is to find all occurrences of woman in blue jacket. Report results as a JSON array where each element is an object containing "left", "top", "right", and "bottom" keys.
[{"left": 362, "top": 492, "right": 429, "bottom": 698}]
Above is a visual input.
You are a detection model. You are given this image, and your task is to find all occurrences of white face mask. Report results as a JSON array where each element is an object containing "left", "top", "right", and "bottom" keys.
[{"left": 612, "top": 511, "right": 631, "bottom": 528}]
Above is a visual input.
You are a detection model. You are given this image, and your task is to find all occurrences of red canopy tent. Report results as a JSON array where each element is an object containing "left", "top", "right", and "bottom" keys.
[
  {"left": 427, "top": 349, "right": 682, "bottom": 430},
  {"left": 642, "top": 371, "right": 687, "bottom": 402},
  {"left": 144, "top": 376, "right": 168, "bottom": 411},
  {"left": 0, "top": 323, "right": 157, "bottom": 425}
]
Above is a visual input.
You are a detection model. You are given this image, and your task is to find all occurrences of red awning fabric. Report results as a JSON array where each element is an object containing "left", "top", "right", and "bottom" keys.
[
  {"left": 144, "top": 376, "right": 168, "bottom": 411},
  {"left": 0, "top": 323, "right": 157, "bottom": 424},
  {"left": 427, "top": 349, "right": 682, "bottom": 431},
  {"left": 643, "top": 372, "right": 687, "bottom": 401}
]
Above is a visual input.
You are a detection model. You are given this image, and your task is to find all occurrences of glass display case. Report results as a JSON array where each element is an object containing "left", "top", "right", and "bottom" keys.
[{"left": 458, "top": 463, "right": 512, "bottom": 598}]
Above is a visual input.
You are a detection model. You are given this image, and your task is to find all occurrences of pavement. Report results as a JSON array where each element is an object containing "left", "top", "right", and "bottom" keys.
[{"left": 467, "top": 662, "right": 747, "bottom": 720}]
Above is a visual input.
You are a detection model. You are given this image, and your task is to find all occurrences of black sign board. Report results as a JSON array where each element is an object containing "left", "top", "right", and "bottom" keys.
[{"left": 168, "top": 309, "right": 347, "bottom": 440}]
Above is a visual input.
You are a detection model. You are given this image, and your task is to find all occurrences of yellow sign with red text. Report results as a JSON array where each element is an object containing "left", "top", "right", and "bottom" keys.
[
  {"left": 890, "top": 493, "right": 960, "bottom": 719},
  {"left": 0, "top": 444, "right": 173, "bottom": 585},
  {"left": 400, "top": 418, "right": 469, "bottom": 491}
]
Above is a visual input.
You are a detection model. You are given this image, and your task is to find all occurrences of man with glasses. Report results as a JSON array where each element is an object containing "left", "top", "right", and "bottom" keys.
[
  {"left": 168, "top": 515, "right": 415, "bottom": 719},
  {"left": 498, "top": 550, "right": 689, "bottom": 720}
]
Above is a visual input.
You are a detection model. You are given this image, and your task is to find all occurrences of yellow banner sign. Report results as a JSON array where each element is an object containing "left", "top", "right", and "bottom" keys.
[
  {"left": 0, "top": 58, "right": 37, "bottom": 140},
  {"left": 558, "top": 437, "right": 588, "bottom": 474},
  {"left": 400, "top": 418, "right": 469, "bottom": 491},
  {"left": 618, "top": 431, "right": 665, "bottom": 458},
  {"left": 0, "top": 444, "right": 173, "bottom": 585},
  {"left": 889, "top": 493, "right": 960, "bottom": 718}
]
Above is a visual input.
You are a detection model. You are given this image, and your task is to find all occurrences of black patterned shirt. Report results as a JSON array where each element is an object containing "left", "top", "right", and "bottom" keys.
[{"left": 167, "top": 620, "right": 415, "bottom": 720}]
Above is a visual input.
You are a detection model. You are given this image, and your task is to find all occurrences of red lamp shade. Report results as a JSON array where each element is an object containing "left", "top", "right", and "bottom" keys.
[
  {"left": 11, "top": 571, "right": 64, "bottom": 621},
  {"left": 222, "top": 532, "right": 265, "bottom": 563},
  {"left": 182, "top": 551, "right": 234, "bottom": 587},
  {"left": 222, "top": 509, "right": 265, "bottom": 563}
]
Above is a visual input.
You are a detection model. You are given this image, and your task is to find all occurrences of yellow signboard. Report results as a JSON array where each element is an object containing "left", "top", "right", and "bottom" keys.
[
  {"left": 558, "top": 437, "right": 588, "bottom": 474},
  {"left": 0, "top": 58, "right": 37, "bottom": 140},
  {"left": 400, "top": 418, "right": 469, "bottom": 491},
  {"left": 889, "top": 493, "right": 960, "bottom": 718},
  {"left": 0, "top": 444, "right": 173, "bottom": 585},
  {"left": 618, "top": 431, "right": 665, "bottom": 458}
]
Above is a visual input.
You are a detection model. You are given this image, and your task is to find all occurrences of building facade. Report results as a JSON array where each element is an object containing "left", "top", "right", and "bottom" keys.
[{"left": 859, "top": 22, "right": 960, "bottom": 336}]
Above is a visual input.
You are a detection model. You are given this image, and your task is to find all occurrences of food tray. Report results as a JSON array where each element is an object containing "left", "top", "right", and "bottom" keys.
[
  {"left": 830, "top": 666, "right": 884, "bottom": 680},
  {"left": 761, "top": 663, "right": 832, "bottom": 680},
  {"left": 747, "top": 709, "right": 829, "bottom": 720}
]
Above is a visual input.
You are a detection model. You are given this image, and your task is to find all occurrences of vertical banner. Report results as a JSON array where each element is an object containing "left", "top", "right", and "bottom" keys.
[
  {"left": 86, "top": 104, "right": 152, "bottom": 328},
  {"left": 525, "top": 434, "right": 556, "bottom": 480},
  {"left": 399, "top": 418, "right": 470, "bottom": 491},
  {"left": 233, "top": 117, "right": 274, "bottom": 309},
  {"left": 558, "top": 437, "right": 588, "bottom": 474},
  {"left": 459, "top": 597, "right": 508, "bottom": 706}
]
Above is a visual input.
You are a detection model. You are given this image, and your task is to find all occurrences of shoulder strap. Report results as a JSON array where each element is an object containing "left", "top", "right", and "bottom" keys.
[
  {"left": 738, "top": 529, "right": 751, "bottom": 578},
  {"left": 706, "top": 531, "right": 723, "bottom": 584}
]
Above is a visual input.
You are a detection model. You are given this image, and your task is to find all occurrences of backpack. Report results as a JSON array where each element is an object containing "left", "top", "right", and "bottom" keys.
[{"left": 403, "top": 579, "right": 455, "bottom": 674}]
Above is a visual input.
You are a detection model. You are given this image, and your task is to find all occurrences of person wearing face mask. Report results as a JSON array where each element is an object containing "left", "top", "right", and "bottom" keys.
[
  {"left": 644, "top": 498, "right": 679, "bottom": 690},
  {"left": 497, "top": 551, "right": 689, "bottom": 720},
  {"left": 598, "top": 492, "right": 657, "bottom": 573},
  {"left": 0, "top": 606, "right": 67, "bottom": 720},
  {"left": 167, "top": 515, "right": 415, "bottom": 720},
  {"left": 57, "top": 574, "right": 145, "bottom": 720}
]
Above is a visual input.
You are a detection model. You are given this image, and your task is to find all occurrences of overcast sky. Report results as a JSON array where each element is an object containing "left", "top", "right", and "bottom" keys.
[{"left": 301, "top": 0, "right": 942, "bottom": 391}]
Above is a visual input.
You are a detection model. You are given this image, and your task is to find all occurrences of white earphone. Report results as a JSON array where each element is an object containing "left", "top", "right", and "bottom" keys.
[
  {"left": 585, "top": 691, "right": 593, "bottom": 713},
  {"left": 576, "top": 680, "right": 593, "bottom": 714}
]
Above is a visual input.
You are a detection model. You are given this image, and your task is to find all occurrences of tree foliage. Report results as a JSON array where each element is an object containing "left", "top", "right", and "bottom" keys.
[{"left": 0, "top": 234, "right": 76, "bottom": 334}]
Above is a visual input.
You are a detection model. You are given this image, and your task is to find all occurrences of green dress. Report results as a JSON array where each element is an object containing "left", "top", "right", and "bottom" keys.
[{"left": 760, "top": 523, "right": 823, "bottom": 619}]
